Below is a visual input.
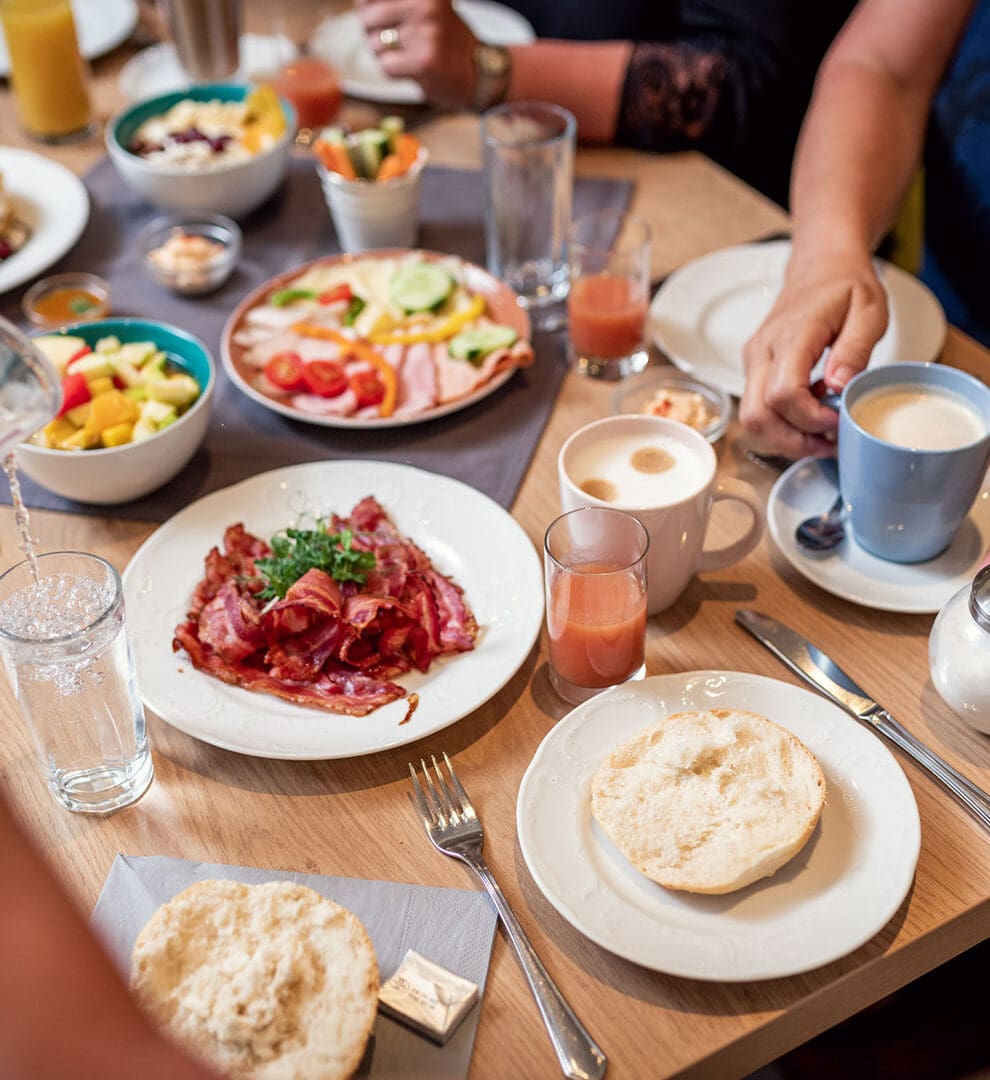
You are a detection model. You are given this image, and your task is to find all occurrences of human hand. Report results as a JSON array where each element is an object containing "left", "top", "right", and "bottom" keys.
[
  {"left": 739, "top": 251, "right": 889, "bottom": 458},
  {"left": 355, "top": 0, "right": 479, "bottom": 107}
]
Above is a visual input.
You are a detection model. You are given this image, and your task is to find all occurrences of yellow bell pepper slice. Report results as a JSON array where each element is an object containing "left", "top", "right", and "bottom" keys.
[
  {"left": 290, "top": 324, "right": 398, "bottom": 418},
  {"left": 369, "top": 294, "right": 486, "bottom": 346}
]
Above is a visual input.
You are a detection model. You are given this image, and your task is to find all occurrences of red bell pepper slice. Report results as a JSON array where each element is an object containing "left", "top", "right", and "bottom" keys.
[{"left": 318, "top": 283, "right": 354, "bottom": 306}]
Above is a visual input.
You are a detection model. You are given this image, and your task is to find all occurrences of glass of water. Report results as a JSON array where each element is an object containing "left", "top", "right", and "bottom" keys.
[
  {"left": 0, "top": 552, "right": 154, "bottom": 814},
  {"left": 481, "top": 101, "right": 575, "bottom": 332}
]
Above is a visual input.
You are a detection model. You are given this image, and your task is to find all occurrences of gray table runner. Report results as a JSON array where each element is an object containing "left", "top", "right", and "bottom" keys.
[
  {"left": 2, "top": 156, "right": 632, "bottom": 522},
  {"left": 92, "top": 854, "right": 499, "bottom": 1079}
]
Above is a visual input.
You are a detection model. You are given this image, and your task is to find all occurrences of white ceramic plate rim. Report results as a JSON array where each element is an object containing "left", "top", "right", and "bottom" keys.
[
  {"left": 768, "top": 457, "right": 990, "bottom": 614},
  {"left": 517, "top": 670, "right": 921, "bottom": 981},
  {"left": 0, "top": 0, "right": 138, "bottom": 75},
  {"left": 0, "top": 148, "right": 89, "bottom": 295},
  {"left": 122, "top": 461, "right": 543, "bottom": 759},
  {"left": 309, "top": 0, "right": 535, "bottom": 105},
  {"left": 650, "top": 240, "right": 947, "bottom": 397},
  {"left": 220, "top": 251, "right": 526, "bottom": 430}
]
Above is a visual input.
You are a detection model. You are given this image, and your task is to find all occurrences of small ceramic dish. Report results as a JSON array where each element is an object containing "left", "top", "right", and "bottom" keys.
[
  {"left": 22, "top": 272, "right": 111, "bottom": 328},
  {"left": 611, "top": 366, "right": 732, "bottom": 443},
  {"left": 136, "top": 212, "right": 242, "bottom": 296}
]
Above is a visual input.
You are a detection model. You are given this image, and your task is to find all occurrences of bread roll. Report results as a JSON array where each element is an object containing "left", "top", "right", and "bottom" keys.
[
  {"left": 130, "top": 880, "right": 378, "bottom": 1080},
  {"left": 590, "top": 708, "right": 826, "bottom": 895}
]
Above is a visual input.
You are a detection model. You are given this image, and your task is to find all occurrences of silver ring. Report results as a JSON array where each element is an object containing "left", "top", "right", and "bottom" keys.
[{"left": 378, "top": 26, "right": 400, "bottom": 51}]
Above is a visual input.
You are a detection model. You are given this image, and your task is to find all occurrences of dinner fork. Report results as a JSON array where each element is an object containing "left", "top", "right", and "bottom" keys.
[{"left": 409, "top": 753, "right": 607, "bottom": 1080}]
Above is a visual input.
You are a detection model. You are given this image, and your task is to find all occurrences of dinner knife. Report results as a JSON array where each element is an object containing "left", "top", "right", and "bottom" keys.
[{"left": 735, "top": 608, "right": 990, "bottom": 832}]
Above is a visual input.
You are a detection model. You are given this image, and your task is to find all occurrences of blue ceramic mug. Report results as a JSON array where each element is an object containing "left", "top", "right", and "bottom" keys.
[{"left": 833, "top": 363, "right": 990, "bottom": 563}]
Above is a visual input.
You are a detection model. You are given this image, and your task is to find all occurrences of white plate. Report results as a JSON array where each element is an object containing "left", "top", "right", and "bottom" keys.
[
  {"left": 650, "top": 240, "right": 947, "bottom": 398},
  {"left": 768, "top": 457, "right": 990, "bottom": 615},
  {"left": 309, "top": 0, "right": 535, "bottom": 105},
  {"left": 517, "top": 670, "right": 921, "bottom": 981},
  {"left": 117, "top": 33, "right": 299, "bottom": 101},
  {"left": 122, "top": 461, "right": 543, "bottom": 759},
  {"left": 0, "top": 148, "right": 89, "bottom": 295},
  {"left": 0, "top": 0, "right": 137, "bottom": 76}
]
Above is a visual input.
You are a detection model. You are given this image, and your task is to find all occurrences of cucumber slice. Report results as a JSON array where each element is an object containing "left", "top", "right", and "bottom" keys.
[
  {"left": 390, "top": 262, "right": 455, "bottom": 313},
  {"left": 448, "top": 325, "right": 518, "bottom": 365}
]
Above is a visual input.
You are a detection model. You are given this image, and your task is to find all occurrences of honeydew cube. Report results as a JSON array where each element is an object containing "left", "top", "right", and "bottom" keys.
[
  {"left": 109, "top": 357, "right": 143, "bottom": 388},
  {"left": 86, "top": 376, "right": 115, "bottom": 396},
  {"left": 95, "top": 335, "right": 122, "bottom": 354},
  {"left": 117, "top": 341, "right": 157, "bottom": 367},
  {"left": 140, "top": 399, "right": 177, "bottom": 426},
  {"left": 64, "top": 402, "right": 92, "bottom": 427},
  {"left": 100, "top": 422, "right": 135, "bottom": 448},
  {"left": 68, "top": 353, "right": 114, "bottom": 379},
  {"left": 123, "top": 385, "right": 148, "bottom": 402},
  {"left": 33, "top": 334, "right": 88, "bottom": 375},
  {"left": 60, "top": 428, "right": 100, "bottom": 450},
  {"left": 145, "top": 373, "right": 199, "bottom": 408},
  {"left": 157, "top": 413, "right": 178, "bottom": 431},
  {"left": 131, "top": 418, "right": 158, "bottom": 442},
  {"left": 142, "top": 350, "right": 169, "bottom": 373}
]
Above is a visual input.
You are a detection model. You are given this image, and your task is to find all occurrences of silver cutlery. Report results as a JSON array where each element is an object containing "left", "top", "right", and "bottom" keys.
[
  {"left": 409, "top": 753, "right": 607, "bottom": 1080},
  {"left": 795, "top": 457, "right": 846, "bottom": 555},
  {"left": 735, "top": 609, "right": 990, "bottom": 831}
]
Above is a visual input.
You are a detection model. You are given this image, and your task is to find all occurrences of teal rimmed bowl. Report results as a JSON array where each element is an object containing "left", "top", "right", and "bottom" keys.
[
  {"left": 17, "top": 318, "right": 215, "bottom": 505},
  {"left": 105, "top": 83, "right": 296, "bottom": 218}
]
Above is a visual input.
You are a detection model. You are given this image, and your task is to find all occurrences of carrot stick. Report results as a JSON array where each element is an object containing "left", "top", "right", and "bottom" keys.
[{"left": 314, "top": 139, "right": 357, "bottom": 180}]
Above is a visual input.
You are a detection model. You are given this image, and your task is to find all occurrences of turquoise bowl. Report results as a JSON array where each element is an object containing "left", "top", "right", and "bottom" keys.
[
  {"left": 105, "top": 83, "right": 296, "bottom": 218},
  {"left": 17, "top": 318, "right": 215, "bottom": 505}
]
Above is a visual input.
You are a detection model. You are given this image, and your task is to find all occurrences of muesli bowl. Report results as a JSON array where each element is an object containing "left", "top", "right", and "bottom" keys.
[
  {"left": 106, "top": 83, "right": 296, "bottom": 219},
  {"left": 17, "top": 318, "right": 215, "bottom": 505}
]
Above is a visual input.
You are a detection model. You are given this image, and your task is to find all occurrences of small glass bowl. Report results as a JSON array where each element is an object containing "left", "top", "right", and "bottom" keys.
[
  {"left": 22, "top": 272, "right": 111, "bottom": 328},
  {"left": 136, "top": 211, "right": 241, "bottom": 296},
  {"left": 612, "top": 367, "right": 732, "bottom": 443}
]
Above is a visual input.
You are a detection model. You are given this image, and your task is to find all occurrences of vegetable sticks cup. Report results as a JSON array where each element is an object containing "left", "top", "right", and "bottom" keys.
[{"left": 316, "top": 145, "right": 428, "bottom": 253}]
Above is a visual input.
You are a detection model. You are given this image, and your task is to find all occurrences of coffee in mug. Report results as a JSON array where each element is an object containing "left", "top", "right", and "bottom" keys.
[
  {"left": 838, "top": 363, "right": 990, "bottom": 563},
  {"left": 559, "top": 415, "right": 763, "bottom": 614}
]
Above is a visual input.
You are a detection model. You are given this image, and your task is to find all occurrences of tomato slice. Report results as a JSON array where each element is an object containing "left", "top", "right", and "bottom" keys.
[
  {"left": 57, "top": 372, "right": 92, "bottom": 418},
  {"left": 264, "top": 351, "right": 306, "bottom": 392},
  {"left": 302, "top": 359, "right": 348, "bottom": 398},
  {"left": 318, "top": 283, "right": 354, "bottom": 306},
  {"left": 349, "top": 369, "right": 385, "bottom": 409}
]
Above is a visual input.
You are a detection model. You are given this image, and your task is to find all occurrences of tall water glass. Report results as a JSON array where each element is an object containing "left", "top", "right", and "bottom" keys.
[
  {"left": 481, "top": 101, "right": 575, "bottom": 331},
  {"left": 163, "top": 0, "right": 241, "bottom": 80},
  {"left": 0, "top": 552, "right": 154, "bottom": 814},
  {"left": 544, "top": 507, "right": 649, "bottom": 705}
]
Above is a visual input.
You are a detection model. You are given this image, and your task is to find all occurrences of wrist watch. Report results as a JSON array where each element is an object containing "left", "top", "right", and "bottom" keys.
[{"left": 470, "top": 43, "right": 512, "bottom": 112}]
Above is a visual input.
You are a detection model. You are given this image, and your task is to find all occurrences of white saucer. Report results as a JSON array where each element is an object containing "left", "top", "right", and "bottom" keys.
[
  {"left": 309, "top": 0, "right": 535, "bottom": 105},
  {"left": 117, "top": 33, "right": 298, "bottom": 101},
  {"left": 768, "top": 457, "right": 990, "bottom": 614},
  {"left": 0, "top": 0, "right": 137, "bottom": 77},
  {"left": 650, "top": 240, "right": 947, "bottom": 398}
]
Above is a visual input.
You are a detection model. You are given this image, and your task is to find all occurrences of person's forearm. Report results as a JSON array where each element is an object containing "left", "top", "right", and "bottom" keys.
[
  {"left": 789, "top": 0, "right": 976, "bottom": 266},
  {"left": 507, "top": 41, "right": 632, "bottom": 142}
]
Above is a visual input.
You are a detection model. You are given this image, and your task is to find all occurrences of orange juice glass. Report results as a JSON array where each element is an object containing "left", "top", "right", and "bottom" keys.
[
  {"left": 568, "top": 209, "right": 651, "bottom": 380},
  {"left": 1, "top": 0, "right": 92, "bottom": 141},
  {"left": 545, "top": 507, "right": 649, "bottom": 705}
]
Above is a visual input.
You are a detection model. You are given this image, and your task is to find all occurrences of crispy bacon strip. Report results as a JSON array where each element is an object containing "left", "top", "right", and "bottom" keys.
[{"left": 173, "top": 500, "right": 478, "bottom": 717}]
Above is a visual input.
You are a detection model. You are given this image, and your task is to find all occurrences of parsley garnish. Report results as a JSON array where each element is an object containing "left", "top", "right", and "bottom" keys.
[{"left": 255, "top": 525, "right": 376, "bottom": 600}]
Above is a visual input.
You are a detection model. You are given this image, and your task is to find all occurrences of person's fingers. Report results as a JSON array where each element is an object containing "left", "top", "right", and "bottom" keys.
[
  {"left": 357, "top": 0, "right": 417, "bottom": 49},
  {"left": 761, "top": 327, "right": 841, "bottom": 436},
  {"left": 823, "top": 283, "right": 888, "bottom": 389}
]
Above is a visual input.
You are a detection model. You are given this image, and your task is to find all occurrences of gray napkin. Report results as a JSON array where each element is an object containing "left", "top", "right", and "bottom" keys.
[
  {"left": 92, "top": 854, "right": 498, "bottom": 1079},
  {"left": 1, "top": 158, "right": 633, "bottom": 522}
]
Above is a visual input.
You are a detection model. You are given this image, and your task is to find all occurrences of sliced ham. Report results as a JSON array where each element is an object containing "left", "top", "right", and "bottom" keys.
[
  {"left": 394, "top": 342, "right": 438, "bottom": 416},
  {"left": 292, "top": 389, "right": 358, "bottom": 416}
]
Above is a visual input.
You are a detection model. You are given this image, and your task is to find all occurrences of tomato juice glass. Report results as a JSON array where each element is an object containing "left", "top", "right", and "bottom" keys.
[
  {"left": 544, "top": 506, "right": 649, "bottom": 705},
  {"left": 268, "top": 56, "right": 342, "bottom": 132},
  {"left": 568, "top": 209, "right": 652, "bottom": 380}
]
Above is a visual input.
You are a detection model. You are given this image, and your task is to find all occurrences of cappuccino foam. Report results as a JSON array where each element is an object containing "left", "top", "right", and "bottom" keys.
[
  {"left": 851, "top": 382, "right": 986, "bottom": 450},
  {"left": 569, "top": 433, "right": 709, "bottom": 507}
]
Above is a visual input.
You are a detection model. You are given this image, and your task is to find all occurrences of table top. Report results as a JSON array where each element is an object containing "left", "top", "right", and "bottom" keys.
[{"left": 3, "top": 8, "right": 990, "bottom": 1079}]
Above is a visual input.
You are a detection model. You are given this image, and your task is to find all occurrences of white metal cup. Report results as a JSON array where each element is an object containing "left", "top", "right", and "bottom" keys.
[
  {"left": 318, "top": 148, "right": 428, "bottom": 253},
  {"left": 558, "top": 414, "right": 764, "bottom": 614}
]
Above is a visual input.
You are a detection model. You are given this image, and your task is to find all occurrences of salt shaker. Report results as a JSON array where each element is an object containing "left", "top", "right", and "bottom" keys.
[{"left": 929, "top": 566, "right": 990, "bottom": 733}]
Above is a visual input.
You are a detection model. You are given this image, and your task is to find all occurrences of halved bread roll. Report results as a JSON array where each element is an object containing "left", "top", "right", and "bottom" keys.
[
  {"left": 130, "top": 880, "right": 378, "bottom": 1080},
  {"left": 590, "top": 708, "right": 826, "bottom": 895}
]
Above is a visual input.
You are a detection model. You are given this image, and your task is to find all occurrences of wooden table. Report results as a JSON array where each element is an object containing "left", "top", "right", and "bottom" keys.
[{"left": 3, "top": 11, "right": 990, "bottom": 1079}]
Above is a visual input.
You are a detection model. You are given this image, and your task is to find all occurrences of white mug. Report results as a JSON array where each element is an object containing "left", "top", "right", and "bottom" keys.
[{"left": 558, "top": 414, "right": 764, "bottom": 614}]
